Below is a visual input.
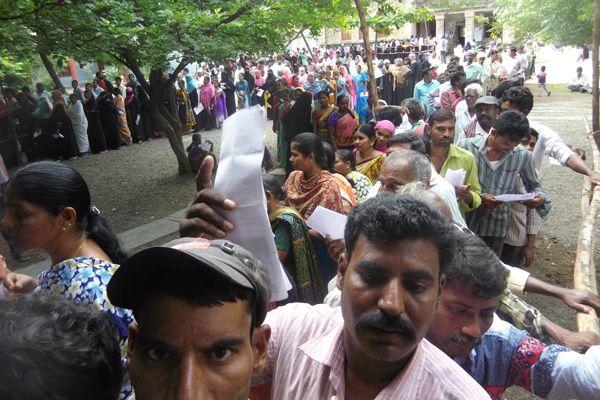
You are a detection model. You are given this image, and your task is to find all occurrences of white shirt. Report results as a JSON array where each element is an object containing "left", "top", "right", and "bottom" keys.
[
  {"left": 429, "top": 168, "right": 467, "bottom": 227},
  {"left": 528, "top": 120, "right": 576, "bottom": 175},
  {"left": 454, "top": 100, "right": 473, "bottom": 144},
  {"left": 548, "top": 345, "right": 600, "bottom": 400}
]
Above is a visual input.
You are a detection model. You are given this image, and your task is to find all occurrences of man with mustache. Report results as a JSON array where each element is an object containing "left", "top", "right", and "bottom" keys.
[
  {"left": 425, "top": 109, "right": 481, "bottom": 216},
  {"left": 250, "top": 194, "right": 489, "bottom": 399},
  {"left": 181, "top": 170, "right": 490, "bottom": 399},
  {"left": 427, "top": 231, "right": 600, "bottom": 400},
  {"left": 461, "top": 95, "right": 499, "bottom": 139}
]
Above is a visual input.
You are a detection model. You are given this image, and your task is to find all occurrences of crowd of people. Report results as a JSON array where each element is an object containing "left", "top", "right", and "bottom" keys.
[{"left": 1, "top": 36, "right": 600, "bottom": 400}]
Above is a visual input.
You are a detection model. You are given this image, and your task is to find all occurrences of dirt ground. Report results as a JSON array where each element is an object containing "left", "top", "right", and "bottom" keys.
[{"left": 1, "top": 84, "right": 598, "bottom": 398}]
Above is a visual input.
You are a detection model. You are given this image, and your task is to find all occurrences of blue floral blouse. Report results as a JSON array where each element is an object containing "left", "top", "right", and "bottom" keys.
[{"left": 37, "top": 257, "right": 134, "bottom": 399}]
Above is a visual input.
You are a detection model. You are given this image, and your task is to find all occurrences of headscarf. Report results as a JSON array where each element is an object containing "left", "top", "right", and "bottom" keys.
[{"left": 125, "top": 86, "right": 135, "bottom": 106}]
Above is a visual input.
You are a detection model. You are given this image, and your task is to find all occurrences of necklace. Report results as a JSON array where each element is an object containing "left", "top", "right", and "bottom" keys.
[{"left": 72, "top": 237, "right": 87, "bottom": 258}]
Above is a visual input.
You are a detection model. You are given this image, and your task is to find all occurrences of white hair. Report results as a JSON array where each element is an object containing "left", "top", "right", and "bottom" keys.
[{"left": 464, "top": 83, "right": 484, "bottom": 97}]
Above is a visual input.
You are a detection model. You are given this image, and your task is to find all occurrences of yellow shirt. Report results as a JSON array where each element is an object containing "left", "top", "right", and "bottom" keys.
[{"left": 438, "top": 144, "right": 482, "bottom": 215}]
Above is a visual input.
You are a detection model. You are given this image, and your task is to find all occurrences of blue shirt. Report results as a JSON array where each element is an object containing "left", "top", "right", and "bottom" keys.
[{"left": 413, "top": 79, "right": 440, "bottom": 112}]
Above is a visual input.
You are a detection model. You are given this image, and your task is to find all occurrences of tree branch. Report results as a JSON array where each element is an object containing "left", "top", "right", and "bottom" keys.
[
  {"left": 170, "top": 57, "right": 190, "bottom": 84},
  {"left": 217, "top": 0, "right": 255, "bottom": 26}
]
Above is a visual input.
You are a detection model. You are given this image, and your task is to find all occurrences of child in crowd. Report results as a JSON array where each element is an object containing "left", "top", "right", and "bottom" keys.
[{"left": 537, "top": 65, "right": 550, "bottom": 97}]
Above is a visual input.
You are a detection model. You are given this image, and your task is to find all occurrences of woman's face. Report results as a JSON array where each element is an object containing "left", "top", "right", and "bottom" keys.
[
  {"left": 354, "top": 131, "right": 373, "bottom": 151},
  {"left": 289, "top": 143, "right": 312, "bottom": 172},
  {"left": 292, "top": 75, "right": 299, "bottom": 84},
  {"left": 334, "top": 153, "right": 351, "bottom": 175},
  {"left": 375, "top": 128, "right": 392, "bottom": 147},
  {"left": 337, "top": 97, "right": 349, "bottom": 113},
  {"left": 319, "top": 93, "right": 329, "bottom": 107},
  {"left": 0, "top": 192, "right": 64, "bottom": 253}
]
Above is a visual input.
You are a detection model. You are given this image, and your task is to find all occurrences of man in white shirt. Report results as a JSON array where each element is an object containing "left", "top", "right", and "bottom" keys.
[
  {"left": 568, "top": 67, "right": 592, "bottom": 93},
  {"left": 500, "top": 86, "right": 600, "bottom": 184}
]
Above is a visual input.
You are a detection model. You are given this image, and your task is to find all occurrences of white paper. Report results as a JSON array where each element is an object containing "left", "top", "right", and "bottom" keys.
[
  {"left": 193, "top": 103, "right": 204, "bottom": 115},
  {"left": 444, "top": 168, "right": 466, "bottom": 188},
  {"left": 495, "top": 193, "right": 535, "bottom": 202},
  {"left": 306, "top": 206, "right": 348, "bottom": 240},
  {"left": 214, "top": 106, "right": 291, "bottom": 301},
  {"left": 366, "top": 181, "right": 381, "bottom": 199},
  {"left": 256, "top": 89, "right": 264, "bottom": 97},
  {"left": 549, "top": 157, "right": 561, "bottom": 166}
]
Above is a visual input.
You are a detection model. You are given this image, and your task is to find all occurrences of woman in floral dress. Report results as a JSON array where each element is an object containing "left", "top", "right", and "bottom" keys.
[{"left": 0, "top": 161, "right": 133, "bottom": 399}]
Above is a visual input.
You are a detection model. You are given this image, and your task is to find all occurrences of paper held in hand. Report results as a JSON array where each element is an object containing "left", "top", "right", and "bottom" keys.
[
  {"left": 495, "top": 193, "right": 535, "bottom": 202},
  {"left": 193, "top": 103, "right": 204, "bottom": 115},
  {"left": 306, "top": 206, "right": 348, "bottom": 240},
  {"left": 444, "top": 168, "right": 466, "bottom": 188},
  {"left": 214, "top": 106, "right": 291, "bottom": 301}
]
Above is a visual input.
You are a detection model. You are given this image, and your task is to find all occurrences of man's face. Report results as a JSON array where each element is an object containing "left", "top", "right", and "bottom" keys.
[
  {"left": 338, "top": 236, "right": 444, "bottom": 363},
  {"left": 464, "top": 89, "right": 478, "bottom": 109},
  {"left": 489, "top": 128, "right": 520, "bottom": 153},
  {"left": 378, "top": 160, "right": 414, "bottom": 193},
  {"left": 429, "top": 119, "right": 455, "bottom": 147},
  {"left": 427, "top": 282, "right": 497, "bottom": 359},
  {"left": 127, "top": 293, "right": 269, "bottom": 400},
  {"left": 475, "top": 104, "right": 498, "bottom": 132},
  {"left": 423, "top": 71, "right": 432, "bottom": 83},
  {"left": 521, "top": 133, "right": 538, "bottom": 152},
  {"left": 72, "top": 81, "right": 78, "bottom": 89}
]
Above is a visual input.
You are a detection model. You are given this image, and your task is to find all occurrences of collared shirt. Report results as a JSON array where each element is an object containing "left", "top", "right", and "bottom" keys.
[
  {"left": 465, "top": 63, "right": 490, "bottom": 83},
  {"left": 254, "top": 303, "right": 491, "bottom": 400},
  {"left": 414, "top": 79, "right": 440, "bottom": 111},
  {"left": 528, "top": 120, "right": 576, "bottom": 176},
  {"left": 454, "top": 100, "right": 474, "bottom": 144},
  {"left": 440, "top": 87, "right": 463, "bottom": 111},
  {"left": 504, "top": 178, "right": 543, "bottom": 247},
  {"left": 430, "top": 167, "right": 467, "bottom": 227},
  {"left": 455, "top": 317, "right": 578, "bottom": 400},
  {"left": 438, "top": 144, "right": 482, "bottom": 214},
  {"left": 461, "top": 134, "right": 550, "bottom": 238}
]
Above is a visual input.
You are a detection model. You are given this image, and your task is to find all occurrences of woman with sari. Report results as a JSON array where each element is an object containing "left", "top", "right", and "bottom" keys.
[
  {"left": 263, "top": 174, "right": 324, "bottom": 304},
  {"left": 176, "top": 79, "right": 196, "bottom": 135},
  {"left": 339, "top": 66, "right": 357, "bottom": 109},
  {"left": 281, "top": 92, "right": 312, "bottom": 175},
  {"left": 354, "top": 122, "right": 386, "bottom": 184},
  {"left": 325, "top": 94, "right": 359, "bottom": 151},
  {"left": 334, "top": 149, "right": 373, "bottom": 203},
  {"left": 111, "top": 88, "right": 131, "bottom": 145},
  {"left": 311, "top": 90, "right": 335, "bottom": 143},
  {"left": 200, "top": 76, "right": 217, "bottom": 131},
  {"left": 212, "top": 76, "right": 228, "bottom": 128},
  {"left": 275, "top": 88, "right": 291, "bottom": 168},
  {"left": 391, "top": 58, "right": 412, "bottom": 105},
  {"left": 251, "top": 70, "right": 266, "bottom": 106},
  {"left": 353, "top": 65, "right": 369, "bottom": 123},
  {"left": 284, "top": 132, "right": 344, "bottom": 286}
]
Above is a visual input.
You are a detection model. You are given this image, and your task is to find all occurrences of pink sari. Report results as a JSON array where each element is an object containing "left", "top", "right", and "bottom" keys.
[{"left": 200, "top": 83, "right": 216, "bottom": 114}]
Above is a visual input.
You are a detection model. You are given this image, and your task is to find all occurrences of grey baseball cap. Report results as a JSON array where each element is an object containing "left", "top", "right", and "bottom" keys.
[
  {"left": 475, "top": 96, "right": 498, "bottom": 107},
  {"left": 107, "top": 238, "right": 271, "bottom": 325}
]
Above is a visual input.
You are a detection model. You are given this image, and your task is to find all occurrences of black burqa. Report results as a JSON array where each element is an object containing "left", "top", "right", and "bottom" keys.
[
  {"left": 222, "top": 68, "right": 237, "bottom": 117},
  {"left": 282, "top": 92, "right": 313, "bottom": 175}
]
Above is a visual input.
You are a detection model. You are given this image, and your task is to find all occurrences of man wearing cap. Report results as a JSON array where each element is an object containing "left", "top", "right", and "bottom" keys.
[
  {"left": 180, "top": 162, "right": 489, "bottom": 398},
  {"left": 107, "top": 238, "right": 271, "bottom": 400},
  {"left": 459, "top": 95, "right": 499, "bottom": 142},
  {"left": 426, "top": 109, "right": 481, "bottom": 216}
]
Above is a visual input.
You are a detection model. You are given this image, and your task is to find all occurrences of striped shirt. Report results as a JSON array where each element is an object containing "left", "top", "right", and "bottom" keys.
[
  {"left": 253, "top": 303, "right": 491, "bottom": 400},
  {"left": 504, "top": 178, "right": 543, "bottom": 247},
  {"left": 461, "top": 134, "right": 550, "bottom": 238}
]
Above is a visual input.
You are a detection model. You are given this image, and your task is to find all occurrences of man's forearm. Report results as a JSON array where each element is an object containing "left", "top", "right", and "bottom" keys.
[
  {"left": 565, "top": 153, "right": 593, "bottom": 176},
  {"left": 524, "top": 275, "right": 568, "bottom": 299}
]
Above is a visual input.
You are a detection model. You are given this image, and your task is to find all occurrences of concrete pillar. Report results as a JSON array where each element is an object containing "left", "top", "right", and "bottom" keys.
[
  {"left": 435, "top": 14, "right": 445, "bottom": 39},
  {"left": 464, "top": 10, "right": 475, "bottom": 45}
]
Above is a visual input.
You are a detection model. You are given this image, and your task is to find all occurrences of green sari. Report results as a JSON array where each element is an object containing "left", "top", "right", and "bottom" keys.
[{"left": 269, "top": 206, "right": 324, "bottom": 304}]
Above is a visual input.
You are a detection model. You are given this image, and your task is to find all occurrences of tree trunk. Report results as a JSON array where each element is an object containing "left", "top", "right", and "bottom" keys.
[
  {"left": 147, "top": 69, "right": 191, "bottom": 175},
  {"left": 300, "top": 31, "right": 316, "bottom": 62},
  {"left": 39, "top": 50, "right": 64, "bottom": 92},
  {"left": 593, "top": 0, "right": 600, "bottom": 143},
  {"left": 354, "top": 0, "right": 379, "bottom": 107}
]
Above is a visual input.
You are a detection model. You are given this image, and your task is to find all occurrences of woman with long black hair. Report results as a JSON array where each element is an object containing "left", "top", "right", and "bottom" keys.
[{"left": 0, "top": 161, "right": 133, "bottom": 350}]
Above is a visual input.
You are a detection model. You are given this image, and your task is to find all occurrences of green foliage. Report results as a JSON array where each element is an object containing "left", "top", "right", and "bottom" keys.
[
  {"left": 0, "top": 53, "right": 30, "bottom": 87},
  {"left": 494, "top": 0, "right": 593, "bottom": 45},
  {"left": 362, "top": 0, "right": 434, "bottom": 36}
]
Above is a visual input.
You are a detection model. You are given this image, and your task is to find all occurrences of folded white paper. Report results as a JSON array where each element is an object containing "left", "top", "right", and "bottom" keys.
[
  {"left": 444, "top": 168, "right": 466, "bottom": 188},
  {"left": 214, "top": 106, "right": 291, "bottom": 301},
  {"left": 306, "top": 206, "right": 348, "bottom": 240},
  {"left": 193, "top": 103, "right": 204, "bottom": 115},
  {"left": 495, "top": 193, "right": 535, "bottom": 202}
]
